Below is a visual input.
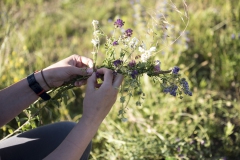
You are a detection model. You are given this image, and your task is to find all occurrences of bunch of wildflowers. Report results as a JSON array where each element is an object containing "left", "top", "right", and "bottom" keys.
[
  {"left": 25, "top": 15, "right": 191, "bottom": 125},
  {"left": 31, "top": 18, "right": 192, "bottom": 123},
  {"left": 89, "top": 19, "right": 192, "bottom": 121}
]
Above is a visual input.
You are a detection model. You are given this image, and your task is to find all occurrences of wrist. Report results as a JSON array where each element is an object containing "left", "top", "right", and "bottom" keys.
[
  {"left": 34, "top": 71, "right": 51, "bottom": 91},
  {"left": 81, "top": 114, "right": 103, "bottom": 127}
]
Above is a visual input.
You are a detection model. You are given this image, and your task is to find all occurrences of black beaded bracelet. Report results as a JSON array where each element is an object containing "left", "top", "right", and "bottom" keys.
[{"left": 27, "top": 72, "right": 51, "bottom": 101}]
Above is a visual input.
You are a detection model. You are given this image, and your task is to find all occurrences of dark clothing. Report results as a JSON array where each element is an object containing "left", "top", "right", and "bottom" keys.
[{"left": 0, "top": 121, "right": 91, "bottom": 160}]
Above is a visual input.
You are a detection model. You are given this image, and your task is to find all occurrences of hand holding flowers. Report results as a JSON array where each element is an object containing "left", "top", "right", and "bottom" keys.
[{"left": 37, "top": 18, "right": 192, "bottom": 122}]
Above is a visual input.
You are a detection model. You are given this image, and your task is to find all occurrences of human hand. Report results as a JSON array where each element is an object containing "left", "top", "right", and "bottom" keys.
[
  {"left": 82, "top": 68, "right": 124, "bottom": 124},
  {"left": 38, "top": 55, "right": 93, "bottom": 90}
]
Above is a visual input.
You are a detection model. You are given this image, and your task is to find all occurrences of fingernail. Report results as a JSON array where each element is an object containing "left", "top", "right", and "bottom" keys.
[
  {"left": 86, "top": 68, "right": 93, "bottom": 75},
  {"left": 88, "top": 63, "right": 94, "bottom": 68}
]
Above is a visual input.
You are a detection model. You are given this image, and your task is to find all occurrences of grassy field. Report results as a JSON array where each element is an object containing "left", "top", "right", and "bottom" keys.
[{"left": 1, "top": 0, "right": 240, "bottom": 159}]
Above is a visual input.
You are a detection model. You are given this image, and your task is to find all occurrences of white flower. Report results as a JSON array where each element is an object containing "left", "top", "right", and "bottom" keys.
[
  {"left": 124, "top": 37, "right": 130, "bottom": 42},
  {"left": 139, "top": 46, "right": 145, "bottom": 53},
  {"left": 91, "top": 39, "right": 99, "bottom": 47},
  {"left": 149, "top": 47, "right": 156, "bottom": 52},
  {"left": 129, "top": 37, "right": 139, "bottom": 49},
  {"left": 123, "top": 37, "right": 130, "bottom": 47},
  {"left": 141, "top": 53, "right": 149, "bottom": 62},
  {"left": 92, "top": 20, "right": 99, "bottom": 26},
  {"left": 93, "top": 30, "right": 101, "bottom": 37},
  {"left": 139, "top": 46, "right": 157, "bottom": 62},
  {"left": 92, "top": 20, "right": 99, "bottom": 29},
  {"left": 155, "top": 60, "right": 161, "bottom": 65}
]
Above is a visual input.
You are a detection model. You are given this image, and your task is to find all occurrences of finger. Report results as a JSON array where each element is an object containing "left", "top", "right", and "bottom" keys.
[
  {"left": 112, "top": 74, "right": 124, "bottom": 88},
  {"left": 97, "top": 68, "right": 113, "bottom": 86},
  {"left": 78, "top": 56, "right": 94, "bottom": 68},
  {"left": 74, "top": 81, "right": 81, "bottom": 87},
  {"left": 82, "top": 80, "right": 87, "bottom": 85},
  {"left": 70, "top": 66, "right": 93, "bottom": 76},
  {"left": 86, "top": 72, "right": 96, "bottom": 92},
  {"left": 95, "top": 83, "right": 102, "bottom": 88},
  {"left": 74, "top": 80, "right": 87, "bottom": 87}
]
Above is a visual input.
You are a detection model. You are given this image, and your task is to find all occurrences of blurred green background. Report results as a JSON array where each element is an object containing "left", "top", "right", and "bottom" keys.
[{"left": 0, "top": 0, "right": 240, "bottom": 159}]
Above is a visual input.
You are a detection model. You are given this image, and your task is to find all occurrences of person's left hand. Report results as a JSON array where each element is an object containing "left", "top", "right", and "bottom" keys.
[
  {"left": 41, "top": 54, "right": 93, "bottom": 88},
  {"left": 82, "top": 68, "right": 124, "bottom": 125}
]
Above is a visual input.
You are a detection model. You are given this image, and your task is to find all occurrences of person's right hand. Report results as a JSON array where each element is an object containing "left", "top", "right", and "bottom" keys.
[
  {"left": 82, "top": 68, "right": 124, "bottom": 125},
  {"left": 38, "top": 55, "right": 93, "bottom": 90}
]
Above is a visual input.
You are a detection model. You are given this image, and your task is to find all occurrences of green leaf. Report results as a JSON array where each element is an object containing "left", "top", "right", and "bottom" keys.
[
  {"left": 63, "top": 95, "right": 68, "bottom": 105},
  {"left": 8, "top": 129, "right": 13, "bottom": 134},
  {"left": 225, "top": 122, "right": 234, "bottom": 137},
  {"left": 120, "top": 96, "right": 125, "bottom": 103}
]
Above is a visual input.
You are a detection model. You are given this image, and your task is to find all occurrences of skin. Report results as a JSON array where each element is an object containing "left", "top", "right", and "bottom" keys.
[{"left": 0, "top": 54, "right": 124, "bottom": 160}]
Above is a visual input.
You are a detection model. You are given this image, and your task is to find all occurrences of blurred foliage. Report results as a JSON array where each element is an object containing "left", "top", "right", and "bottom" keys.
[{"left": 0, "top": 0, "right": 240, "bottom": 159}]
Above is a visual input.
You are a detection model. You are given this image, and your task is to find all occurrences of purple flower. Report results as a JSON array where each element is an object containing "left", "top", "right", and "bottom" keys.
[
  {"left": 172, "top": 66, "right": 180, "bottom": 74},
  {"left": 181, "top": 79, "right": 189, "bottom": 90},
  {"left": 114, "top": 19, "right": 125, "bottom": 28},
  {"left": 188, "top": 91, "right": 192, "bottom": 96},
  {"left": 181, "top": 78, "right": 192, "bottom": 96},
  {"left": 170, "top": 85, "right": 178, "bottom": 96},
  {"left": 154, "top": 65, "right": 160, "bottom": 72},
  {"left": 96, "top": 72, "right": 103, "bottom": 79},
  {"left": 154, "top": 60, "right": 161, "bottom": 72},
  {"left": 128, "top": 60, "right": 136, "bottom": 68},
  {"left": 163, "top": 85, "right": 178, "bottom": 96},
  {"left": 131, "top": 70, "right": 138, "bottom": 79},
  {"left": 113, "top": 59, "right": 123, "bottom": 67},
  {"left": 231, "top": 34, "right": 235, "bottom": 39},
  {"left": 113, "top": 41, "right": 119, "bottom": 46},
  {"left": 177, "top": 147, "right": 180, "bottom": 152},
  {"left": 163, "top": 87, "right": 170, "bottom": 93},
  {"left": 124, "top": 29, "right": 133, "bottom": 37}
]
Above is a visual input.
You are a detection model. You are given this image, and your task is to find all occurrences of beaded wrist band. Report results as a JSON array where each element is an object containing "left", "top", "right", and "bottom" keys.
[{"left": 27, "top": 72, "right": 51, "bottom": 101}]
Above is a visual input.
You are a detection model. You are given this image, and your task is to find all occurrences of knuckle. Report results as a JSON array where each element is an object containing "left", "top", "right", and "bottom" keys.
[
  {"left": 103, "top": 68, "right": 112, "bottom": 73},
  {"left": 72, "top": 54, "right": 78, "bottom": 57}
]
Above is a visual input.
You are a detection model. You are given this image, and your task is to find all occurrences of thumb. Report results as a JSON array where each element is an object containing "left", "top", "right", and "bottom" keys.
[
  {"left": 86, "top": 72, "right": 96, "bottom": 92},
  {"left": 70, "top": 66, "right": 93, "bottom": 76}
]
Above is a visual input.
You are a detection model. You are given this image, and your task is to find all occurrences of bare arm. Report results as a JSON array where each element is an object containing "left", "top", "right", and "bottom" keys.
[
  {"left": 44, "top": 68, "right": 124, "bottom": 160},
  {"left": 0, "top": 72, "right": 49, "bottom": 127},
  {"left": 0, "top": 55, "right": 124, "bottom": 160},
  {"left": 0, "top": 54, "right": 93, "bottom": 127}
]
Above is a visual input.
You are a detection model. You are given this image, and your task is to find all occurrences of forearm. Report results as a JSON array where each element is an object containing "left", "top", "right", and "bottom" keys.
[
  {"left": 44, "top": 117, "right": 101, "bottom": 160},
  {"left": 44, "top": 69, "right": 123, "bottom": 160},
  {"left": 0, "top": 72, "right": 49, "bottom": 127}
]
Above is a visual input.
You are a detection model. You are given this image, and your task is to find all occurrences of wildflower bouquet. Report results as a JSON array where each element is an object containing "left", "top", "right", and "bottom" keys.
[
  {"left": 88, "top": 19, "right": 192, "bottom": 120},
  {"left": 44, "top": 18, "right": 192, "bottom": 121}
]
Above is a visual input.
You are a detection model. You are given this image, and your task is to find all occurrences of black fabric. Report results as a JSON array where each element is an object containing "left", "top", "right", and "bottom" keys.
[{"left": 0, "top": 121, "right": 91, "bottom": 160}]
